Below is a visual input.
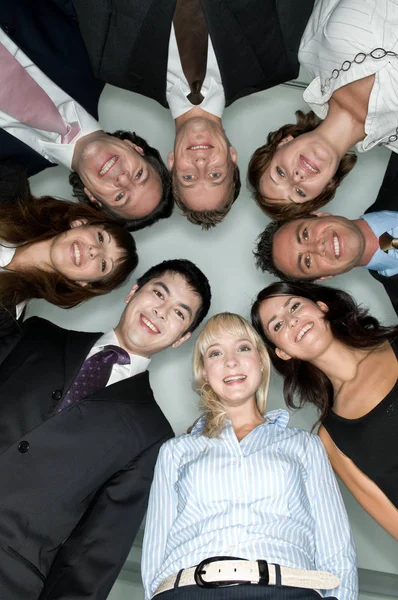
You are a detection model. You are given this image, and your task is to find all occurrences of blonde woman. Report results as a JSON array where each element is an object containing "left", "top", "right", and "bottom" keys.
[{"left": 142, "top": 313, "right": 357, "bottom": 600}]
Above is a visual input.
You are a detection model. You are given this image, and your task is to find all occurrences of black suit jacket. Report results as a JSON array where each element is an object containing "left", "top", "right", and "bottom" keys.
[
  {"left": 365, "top": 151, "right": 398, "bottom": 316},
  {"left": 72, "top": 0, "right": 314, "bottom": 108},
  {"left": 0, "top": 317, "right": 173, "bottom": 600},
  {"left": 0, "top": 0, "right": 104, "bottom": 177}
]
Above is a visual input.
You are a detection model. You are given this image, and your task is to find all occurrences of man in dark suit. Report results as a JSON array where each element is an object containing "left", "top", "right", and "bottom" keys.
[
  {"left": 0, "top": 0, "right": 172, "bottom": 231},
  {"left": 0, "top": 259, "right": 211, "bottom": 600},
  {"left": 71, "top": 0, "right": 315, "bottom": 228},
  {"left": 254, "top": 155, "right": 398, "bottom": 316}
]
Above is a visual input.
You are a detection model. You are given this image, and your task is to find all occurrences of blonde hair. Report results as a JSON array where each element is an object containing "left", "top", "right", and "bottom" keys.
[{"left": 192, "top": 313, "right": 271, "bottom": 437}]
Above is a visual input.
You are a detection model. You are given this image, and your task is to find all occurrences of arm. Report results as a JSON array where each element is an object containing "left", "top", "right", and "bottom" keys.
[
  {"left": 305, "top": 435, "right": 358, "bottom": 600},
  {"left": 319, "top": 426, "right": 398, "bottom": 540},
  {"left": 141, "top": 441, "right": 178, "bottom": 600},
  {"left": 38, "top": 438, "right": 168, "bottom": 600}
]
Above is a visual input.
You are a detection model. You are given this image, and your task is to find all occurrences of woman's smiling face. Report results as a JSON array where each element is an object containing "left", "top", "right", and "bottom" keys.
[{"left": 259, "top": 295, "right": 333, "bottom": 361}]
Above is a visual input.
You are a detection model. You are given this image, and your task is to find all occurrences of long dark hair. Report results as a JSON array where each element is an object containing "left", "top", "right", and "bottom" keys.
[
  {"left": 0, "top": 188, "right": 138, "bottom": 311},
  {"left": 251, "top": 281, "right": 398, "bottom": 423}
]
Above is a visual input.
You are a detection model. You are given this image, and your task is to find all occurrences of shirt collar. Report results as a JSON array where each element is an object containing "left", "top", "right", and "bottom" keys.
[
  {"left": 190, "top": 409, "right": 290, "bottom": 435},
  {"left": 360, "top": 212, "right": 398, "bottom": 274},
  {"left": 93, "top": 330, "right": 151, "bottom": 376},
  {"left": 167, "top": 77, "right": 225, "bottom": 121}
]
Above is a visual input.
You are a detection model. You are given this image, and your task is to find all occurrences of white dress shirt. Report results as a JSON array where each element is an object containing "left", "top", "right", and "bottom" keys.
[
  {"left": 0, "top": 30, "right": 101, "bottom": 169},
  {"left": 0, "top": 242, "right": 25, "bottom": 318},
  {"left": 142, "top": 410, "right": 358, "bottom": 600},
  {"left": 166, "top": 25, "right": 225, "bottom": 120},
  {"left": 85, "top": 330, "right": 151, "bottom": 387},
  {"left": 361, "top": 210, "right": 398, "bottom": 277},
  {"left": 299, "top": 0, "right": 398, "bottom": 153}
]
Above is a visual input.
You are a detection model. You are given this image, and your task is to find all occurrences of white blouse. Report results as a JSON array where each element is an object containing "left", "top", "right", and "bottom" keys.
[
  {"left": 299, "top": 0, "right": 398, "bottom": 153},
  {"left": 0, "top": 242, "right": 25, "bottom": 319}
]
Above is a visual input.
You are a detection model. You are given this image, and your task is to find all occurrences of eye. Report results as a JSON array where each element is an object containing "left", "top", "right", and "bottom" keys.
[
  {"left": 209, "top": 172, "right": 221, "bottom": 179},
  {"left": 153, "top": 289, "right": 164, "bottom": 299},
  {"left": 304, "top": 255, "right": 311, "bottom": 269},
  {"left": 238, "top": 345, "right": 251, "bottom": 352},
  {"left": 274, "top": 321, "right": 283, "bottom": 332},
  {"left": 115, "top": 192, "right": 125, "bottom": 202},
  {"left": 290, "top": 302, "right": 300, "bottom": 312},
  {"left": 98, "top": 231, "right": 104, "bottom": 244},
  {"left": 135, "top": 168, "right": 143, "bottom": 180},
  {"left": 101, "top": 259, "right": 106, "bottom": 273},
  {"left": 175, "top": 309, "right": 185, "bottom": 320},
  {"left": 276, "top": 166, "right": 285, "bottom": 178},
  {"left": 182, "top": 174, "right": 194, "bottom": 181},
  {"left": 295, "top": 188, "right": 306, "bottom": 198},
  {"left": 208, "top": 349, "right": 221, "bottom": 358},
  {"left": 303, "top": 228, "right": 309, "bottom": 241}
]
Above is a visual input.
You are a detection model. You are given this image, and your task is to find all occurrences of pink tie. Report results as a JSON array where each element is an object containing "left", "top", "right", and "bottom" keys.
[{"left": 0, "top": 41, "right": 80, "bottom": 144}]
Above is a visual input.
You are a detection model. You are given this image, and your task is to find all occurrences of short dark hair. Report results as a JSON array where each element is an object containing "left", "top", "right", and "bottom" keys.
[
  {"left": 136, "top": 259, "right": 211, "bottom": 333},
  {"left": 254, "top": 215, "right": 318, "bottom": 281},
  {"left": 172, "top": 161, "right": 241, "bottom": 230},
  {"left": 247, "top": 110, "right": 357, "bottom": 220},
  {"left": 69, "top": 131, "right": 173, "bottom": 231}
]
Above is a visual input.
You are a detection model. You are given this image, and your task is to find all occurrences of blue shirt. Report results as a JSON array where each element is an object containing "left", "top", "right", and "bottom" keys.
[
  {"left": 141, "top": 410, "right": 358, "bottom": 600},
  {"left": 361, "top": 211, "right": 398, "bottom": 277}
]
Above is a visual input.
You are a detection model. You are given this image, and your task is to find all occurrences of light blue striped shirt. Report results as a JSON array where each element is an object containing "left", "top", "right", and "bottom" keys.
[{"left": 142, "top": 410, "right": 358, "bottom": 600}]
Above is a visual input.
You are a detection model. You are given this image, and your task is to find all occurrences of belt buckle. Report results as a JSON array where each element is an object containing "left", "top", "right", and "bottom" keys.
[{"left": 194, "top": 556, "right": 255, "bottom": 589}]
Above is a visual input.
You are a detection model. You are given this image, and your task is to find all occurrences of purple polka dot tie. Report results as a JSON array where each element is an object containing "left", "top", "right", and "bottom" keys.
[{"left": 57, "top": 345, "right": 130, "bottom": 412}]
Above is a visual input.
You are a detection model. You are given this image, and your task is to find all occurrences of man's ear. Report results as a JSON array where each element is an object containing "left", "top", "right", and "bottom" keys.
[
  {"left": 316, "top": 301, "right": 329, "bottom": 313},
  {"left": 275, "top": 347, "right": 292, "bottom": 361},
  {"left": 69, "top": 218, "right": 89, "bottom": 228},
  {"left": 172, "top": 332, "right": 191, "bottom": 349},
  {"left": 315, "top": 275, "right": 333, "bottom": 282},
  {"left": 167, "top": 151, "right": 175, "bottom": 170},
  {"left": 125, "top": 283, "right": 139, "bottom": 304},
  {"left": 84, "top": 187, "right": 102, "bottom": 208},
  {"left": 277, "top": 135, "right": 294, "bottom": 147},
  {"left": 229, "top": 146, "right": 238, "bottom": 164}
]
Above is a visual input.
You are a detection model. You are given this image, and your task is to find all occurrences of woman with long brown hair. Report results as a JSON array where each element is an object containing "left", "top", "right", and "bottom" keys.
[
  {"left": 0, "top": 166, "right": 138, "bottom": 317},
  {"left": 251, "top": 280, "right": 398, "bottom": 539},
  {"left": 248, "top": 0, "right": 398, "bottom": 220}
]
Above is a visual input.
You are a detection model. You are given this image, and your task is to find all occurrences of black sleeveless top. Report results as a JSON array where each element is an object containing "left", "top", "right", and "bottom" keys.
[{"left": 323, "top": 339, "right": 398, "bottom": 508}]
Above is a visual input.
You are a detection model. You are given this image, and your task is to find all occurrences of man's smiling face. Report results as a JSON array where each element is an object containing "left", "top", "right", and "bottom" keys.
[
  {"left": 115, "top": 272, "right": 202, "bottom": 357},
  {"left": 272, "top": 215, "right": 366, "bottom": 279}
]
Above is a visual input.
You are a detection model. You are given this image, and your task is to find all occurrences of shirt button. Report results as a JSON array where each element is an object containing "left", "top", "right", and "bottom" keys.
[
  {"left": 52, "top": 390, "right": 62, "bottom": 401},
  {"left": 18, "top": 440, "right": 29, "bottom": 453}
]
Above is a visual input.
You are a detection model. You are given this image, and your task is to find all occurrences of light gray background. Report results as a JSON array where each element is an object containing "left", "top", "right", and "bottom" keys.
[{"left": 27, "top": 77, "right": 397, "bottom": 598}]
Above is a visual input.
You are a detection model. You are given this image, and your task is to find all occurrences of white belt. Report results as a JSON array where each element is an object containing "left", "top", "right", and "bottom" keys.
[{"left": 152, "top": 558, "right": 341, "bottom": 597}]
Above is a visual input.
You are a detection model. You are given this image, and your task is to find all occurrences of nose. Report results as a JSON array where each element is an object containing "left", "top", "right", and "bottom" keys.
[
  {"left": 116, "top": 170, "right": 131, "bottom": 186},
  {"left": 225, "top": 353, "right": 239, "bottom": 368},
  {"left": 152, "top": 305, "right": 166, "bottom": 321},
  {"left": 307, "top": 238, "right": 326, "bottom": 256},
  {"left": 194, "top": 154, "right": 208, "bottom": 165},
  {"left": 293, "top": 168, "right": 305, "bottom": 183},
  {"left": 288, "top": 315, "right": 299, "bottom": 328},
  {"left": 88, "top": 245, "right": 100, "bottom": 259}
]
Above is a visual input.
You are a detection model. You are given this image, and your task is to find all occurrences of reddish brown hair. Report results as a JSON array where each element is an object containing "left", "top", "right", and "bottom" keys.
[{"left": 247, "top": 110, "right": 357, "bottom": 220}]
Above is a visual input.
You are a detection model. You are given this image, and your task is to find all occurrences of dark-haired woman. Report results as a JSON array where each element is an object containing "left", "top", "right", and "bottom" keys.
[
  {"left": 248, "top": 0, "right": 398, "bottom": 220},
  {"left": 0, "top": 166, "right": 138, "bottom": 317},
  {"left": 251, "top": 281, "right": 398, "bottom": 539}
]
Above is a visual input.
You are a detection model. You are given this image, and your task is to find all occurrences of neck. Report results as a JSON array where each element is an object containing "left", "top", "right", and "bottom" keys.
[
  {"left": 311, "top": 340, "right": 370, "bottom": 390},
  {"left": 174, "top": 106, "right": 222, "bottom": 131},
  {"left": 225, "top": 398, "right": 264, "bottom": 439},
  {"left": 316, "top": 100, "right": 365, "bottom": 159},
  {"left": 71, "top": 129, "right": 106, "bottom": 171},
  {"left": 113, "top": 326, "right": 151, "bottom": 359},
  {"left": 354, "top": 217, "right": 380, "bottom": 265},
  {"left": 7, "top": 239, "right": 55, "bottom": 274}
]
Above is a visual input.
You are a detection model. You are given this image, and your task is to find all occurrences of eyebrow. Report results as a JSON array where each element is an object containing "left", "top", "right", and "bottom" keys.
[
  {"left": 267, "top": 297, "right": 294, "bottom": 330},
  {"left": 206, "top": 337, "right": 252, "bottom": 351},
  {"left": 270, "top": 172, "right": 295, "bottom": 204},
  {"left": 155, "top": 281, "right": 193, "bottom": 319},
  {"left": 295, "top": 224, "right": 307, "bottom": 274}
]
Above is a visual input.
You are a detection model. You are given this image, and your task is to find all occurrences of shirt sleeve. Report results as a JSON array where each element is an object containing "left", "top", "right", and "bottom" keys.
[
  {"left": 305, "top": 435, "right": 358, "bottom": 600},
  {"left": 141, "top": 441, "right": 178, "bottom": 600}
]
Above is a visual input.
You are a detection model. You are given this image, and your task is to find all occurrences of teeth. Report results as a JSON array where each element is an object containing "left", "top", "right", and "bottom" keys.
[
  {"left": 302, "top": 157, "right": 319, "bottom": 173},
  {"left": 142, "top": 316, "right": 159, "bottom": 333},
  {"left": 188, "top": 145, "right": 211, "bottom": 150},
  {"left": 73, "top": 242, "right": 81, "bottom": 266},
  {"left": 333, "top": 234, "right": 340, "bottom": 258},
  {"left": 100, "top": 156, "right": 117, "bottom": 176},
  {"left": 296, "top": 323, "right": 313, "bottom": 342},
  {"left": 224, "top": 375, "right": 246, "bottom": 383}
]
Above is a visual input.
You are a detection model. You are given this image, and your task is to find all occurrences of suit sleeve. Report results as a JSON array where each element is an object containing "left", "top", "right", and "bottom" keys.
[
  {"left": 38, "top": 436, "right": 170, "bottom": 600},
  {"left": 0, "top": 162, "right": 31, "bottom": 205},
  {"left": 305, "top": 435, "right": 358, "bottom": 600}
]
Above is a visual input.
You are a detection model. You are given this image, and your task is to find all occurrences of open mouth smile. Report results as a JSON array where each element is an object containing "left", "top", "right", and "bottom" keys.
[
  {"left": 72, "top": 242, "right": 81, "bottom": 266},
  {"left": 295, "top": 322, "right": 313, "bottom": 342},
  {"left": 300, "top": 155, "right": 319, "bottom": 174},
  {"left": 223, "top": 374, "right": 247, "bottom": 384},
  {"left": 333, "top": 233, "right": 340, "bottom": 258},
  {"left": 141, "top": 315, "right": 160, "bottom": 334},
  {"left": 187, "top": 145, "right": 213, "bottom": 150},
  {"left": 99, "top": 156, "right": 118, "bottom": 177}
]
